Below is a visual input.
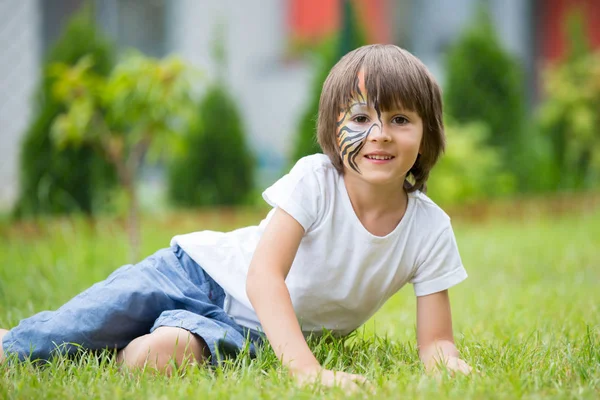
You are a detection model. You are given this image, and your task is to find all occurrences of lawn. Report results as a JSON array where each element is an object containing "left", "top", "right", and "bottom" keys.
[{"left": 1, "top": 198, "right": 599, "bottom": 399}]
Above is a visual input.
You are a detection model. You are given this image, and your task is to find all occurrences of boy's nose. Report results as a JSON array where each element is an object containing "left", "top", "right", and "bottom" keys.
[{"left": 368, "top": 125, "right": 391, "bottom": 142}]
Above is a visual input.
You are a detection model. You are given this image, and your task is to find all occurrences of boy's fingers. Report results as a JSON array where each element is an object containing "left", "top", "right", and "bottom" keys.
[
  {"left": 335, "top": 372, "right": 373, "bottom": 393},
  {"left": 350, "top": 374, "right": 376, "bottom": 393},
  {"left": 458, "top": 359, "right": 472, "bottom": 375},
  {"left": 450, "top": 359, "right": 472, "bottom": 376},
  {"left": 350, "top": 373, "right": 367, "bottom": 382}
]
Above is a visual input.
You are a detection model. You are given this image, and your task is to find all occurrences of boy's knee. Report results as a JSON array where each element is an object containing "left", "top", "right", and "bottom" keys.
[
  {"left": 150, "top": 327, "right": 201, "bottom": 356},
  {"left": 0, "top": 328, "right": 8, "bottom": 363},
  {"left": 121, "top": 327, "right": 208, "bottom": 373}
]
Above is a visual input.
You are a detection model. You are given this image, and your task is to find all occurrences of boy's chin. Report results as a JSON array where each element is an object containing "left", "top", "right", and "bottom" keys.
[
  {"left": 347, "top": 168, "right": 406, "bottom": 186},
  {"left": 362, "top": 174, "right": 404, "bottom": 186}
]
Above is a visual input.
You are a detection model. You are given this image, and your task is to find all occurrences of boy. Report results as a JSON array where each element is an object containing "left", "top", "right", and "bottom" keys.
[{"left": 1, "top": 45, "right": 471, "bottom": 391}]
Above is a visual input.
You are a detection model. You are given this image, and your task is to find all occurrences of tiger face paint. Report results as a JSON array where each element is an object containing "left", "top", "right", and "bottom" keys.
[{"left": 336, "top": 72, "right": 383, "bottom": 174}]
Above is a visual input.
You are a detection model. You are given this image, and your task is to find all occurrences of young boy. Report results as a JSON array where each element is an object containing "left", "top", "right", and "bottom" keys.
[{"left": 1, "top": 44, "right": 471, "bottom": 390}]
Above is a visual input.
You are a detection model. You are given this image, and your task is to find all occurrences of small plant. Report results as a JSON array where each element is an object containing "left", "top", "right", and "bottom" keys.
[{"left": 50, "top": 53, "right": 199, "bottom": 261}]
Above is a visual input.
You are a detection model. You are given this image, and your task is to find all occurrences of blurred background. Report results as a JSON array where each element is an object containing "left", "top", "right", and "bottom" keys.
[
  {"left": 0, "top": 0, "right": 599, "bottom": 224},
  {"left": 1, "top": 3, "right": 599, "bottom": 394}
]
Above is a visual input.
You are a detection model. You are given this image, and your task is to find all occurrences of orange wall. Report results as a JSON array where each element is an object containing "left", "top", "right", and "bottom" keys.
[
  {"left": 287, "top": 0, "right": 391, "bottom": 44},
  {"left": 540, "top": 0, "right": 600, "bottom": 62}
]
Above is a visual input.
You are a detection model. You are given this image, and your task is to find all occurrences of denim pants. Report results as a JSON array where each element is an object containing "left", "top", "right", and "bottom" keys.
[{"left": 2, "top": 245, "right": 262, "bottom": 364}]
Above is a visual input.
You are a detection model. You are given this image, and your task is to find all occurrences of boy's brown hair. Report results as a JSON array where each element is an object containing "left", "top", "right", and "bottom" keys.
[{"left": 317, "top": 44, "right": 445, "bottom": 193}]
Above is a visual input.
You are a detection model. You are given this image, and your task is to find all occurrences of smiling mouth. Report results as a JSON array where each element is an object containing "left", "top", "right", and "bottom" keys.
[{"left": 365, "top": 155, "right": 395, "bottom": 160}]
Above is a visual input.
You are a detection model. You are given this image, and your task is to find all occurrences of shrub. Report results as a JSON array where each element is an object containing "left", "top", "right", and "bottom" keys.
[
  {"left": 427, "top": 122, "right": 516, "bottom": 207},
  {"left": 13, "top": 6, "right": 117, "bottom": 218},
  {"left": 510, "top": 120, "right": 558, "bottom": 194},
  {"left": 443, "top": 8, "right": 526, "bottom": 172},
  {"left": 168, "top": 84, "right": 255, "bottom": 207},
  {"left": 537, "top": 11, "right": 600, "bottom": 190}
]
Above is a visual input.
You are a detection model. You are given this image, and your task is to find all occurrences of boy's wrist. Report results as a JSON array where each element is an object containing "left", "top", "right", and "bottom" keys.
[{"left": 286, "top": 359, "right": 322, "bottom": 376}]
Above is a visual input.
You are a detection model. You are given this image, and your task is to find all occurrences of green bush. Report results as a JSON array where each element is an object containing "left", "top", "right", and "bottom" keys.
[
  {"left": 168, "top": 84, "right": 255, "bottom": 207},
  {"left": 510, "top": 120, "right": 558, "bottom": 194},
  {"left": 443, "top": 8, "right": 526, "bottom": 173},
  {"left": 427, "top": 122, "right": 516, "bottom": 207},
  {"left": 537, "top": 11, "right": 600, "bottom": 190},
  {"left": 291, "top": 0, "right": 367, "bottom": 163},
  {"left": 292, "top": 47, "right": 335, "bottom": 162},
  {"left": 13, "top": 6, "right": 117, "bottom": 218}
]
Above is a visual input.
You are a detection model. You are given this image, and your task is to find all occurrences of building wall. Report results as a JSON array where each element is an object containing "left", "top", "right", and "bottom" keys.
[{"left": 0, "top": 0, "right": 41, "bottom": 210}]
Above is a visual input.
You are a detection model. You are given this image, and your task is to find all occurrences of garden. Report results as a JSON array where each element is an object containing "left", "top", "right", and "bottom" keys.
[{"left": 1, "top": 4, "right": 599, "bottom": 399}]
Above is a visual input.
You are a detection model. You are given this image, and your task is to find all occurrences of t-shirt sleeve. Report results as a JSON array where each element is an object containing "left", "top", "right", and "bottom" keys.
[
  {"left": 410, "top": 225, "right": 468, "bottom": 296},
  {"left": 261, "top": 157, "right": 323, "bottom": 232}
]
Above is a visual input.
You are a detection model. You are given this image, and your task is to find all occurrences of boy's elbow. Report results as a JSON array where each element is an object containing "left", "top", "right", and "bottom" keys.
[
  {"left": 245, "top": 265, "right": 263, "bottom": 302},
  {"left": 246, "top": 265, "right": 283, "bottom": 303}
]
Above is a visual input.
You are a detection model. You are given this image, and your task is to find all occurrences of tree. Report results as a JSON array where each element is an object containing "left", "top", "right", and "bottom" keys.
[
  {"left": 443, "top": 7, "right": 525, "bottom": 171},
  {"left": 13, "top": 6, "right": 117, "bottom": 218},
  {"left": 291, "top": 0, "right": 367, "bottom": 163},
  {"left": 50, "top": 53, "right": 199, "bottom": 261}
]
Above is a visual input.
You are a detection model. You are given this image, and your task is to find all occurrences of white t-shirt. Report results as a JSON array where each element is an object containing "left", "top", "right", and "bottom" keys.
[{"left": 171, "top": 154, "right": 467, "bottom": 335}]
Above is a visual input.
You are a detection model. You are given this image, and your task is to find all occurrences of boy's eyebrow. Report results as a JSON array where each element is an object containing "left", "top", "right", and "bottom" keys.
[
  {"left": 392, "top": 108, "right": 419, "bottom": 117},
  {"left": 348, "top": 102, "right": 368, "bottom": 112},
  {"left": 377, "top": 105, "right": 418, "bottom": 115}
]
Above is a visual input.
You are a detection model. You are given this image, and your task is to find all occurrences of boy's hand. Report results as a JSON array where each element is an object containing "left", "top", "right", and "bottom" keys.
[
  {"left": 427, "top": 356, "right": 472, "bottom": 376},
  {"left": 445, "top": 356, "right": 472, "bottom": 375},
  {"left": 293, "top": 366, "right": 371, "bottom": 393}
]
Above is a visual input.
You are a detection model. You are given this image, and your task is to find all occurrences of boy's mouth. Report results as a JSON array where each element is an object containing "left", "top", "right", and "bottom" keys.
[
  {"left": 365, "top": 155, "right": 394, "bottom": 160},
  {"left": 364, "top": 151, "right": 395, "bottom": 161}
]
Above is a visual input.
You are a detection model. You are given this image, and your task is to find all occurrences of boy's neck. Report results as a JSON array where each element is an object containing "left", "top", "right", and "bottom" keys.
[{"left": 343, "top": 173, "right": 409, "bottom": 220}]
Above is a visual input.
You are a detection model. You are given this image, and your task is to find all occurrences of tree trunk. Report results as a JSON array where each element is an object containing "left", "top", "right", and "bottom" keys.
[
  {"left": 124, "top": 177, "right": 140, "bottom": 263},
  {"left": 115, "top": 160, "right": 140, "bottom": 264},
  {"left": 104, "top": 136, "right": 146, "bottom": 263}
]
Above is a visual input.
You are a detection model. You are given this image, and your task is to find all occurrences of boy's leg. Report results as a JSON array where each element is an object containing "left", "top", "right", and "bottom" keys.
[
  {"left": 0, "top": 328, "right": 8, "bottom": 362},
  {"left": 116, "top": 326, "right": 210, "bottom": 375},
  {"left": 2, "top": 248, "right": 199, "bottom": 362}
]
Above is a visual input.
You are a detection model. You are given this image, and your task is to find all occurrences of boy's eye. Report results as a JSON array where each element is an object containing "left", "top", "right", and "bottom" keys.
[
  {"left": 392, "top": 116, "right": 409, "bottom": 125},
  {"left": 352, "top": 115, "right": 369, "bottom": 123}
]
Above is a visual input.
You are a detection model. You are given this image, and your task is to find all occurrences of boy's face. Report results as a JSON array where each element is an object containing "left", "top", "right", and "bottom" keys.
[{"left": 336, "top": 71, "right": 423, "bottom": 186}]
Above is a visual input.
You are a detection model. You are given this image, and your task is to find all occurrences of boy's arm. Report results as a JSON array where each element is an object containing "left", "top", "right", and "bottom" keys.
[
  {"left": 416, "top": 290, "right": 472, "bottom": 375},
  {"left": 246, "top": 208, "right": 367, "bottom": 389},
  {"left": 246, "top": 207, "right": 318, "bottom": 372}
]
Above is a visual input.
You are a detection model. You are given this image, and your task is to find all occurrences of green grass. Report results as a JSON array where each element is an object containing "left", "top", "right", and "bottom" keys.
[{"left": 1, "top": 203, "right": 599, "bottom": 399}]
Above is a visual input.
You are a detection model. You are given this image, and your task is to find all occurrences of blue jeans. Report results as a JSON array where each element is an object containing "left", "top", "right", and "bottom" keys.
[{"left": 2, "top": 245, "right": 262, "bottom": 365}]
